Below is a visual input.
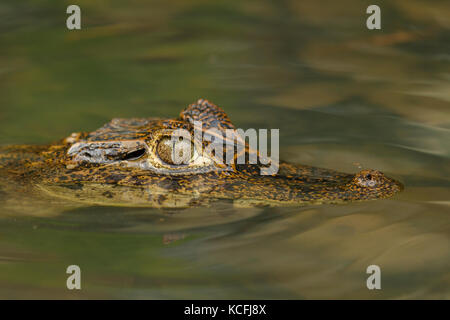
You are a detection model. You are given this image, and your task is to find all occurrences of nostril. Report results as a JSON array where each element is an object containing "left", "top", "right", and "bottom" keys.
[{"left": 354, "top": 170, "right": 381, "bottom": 188}]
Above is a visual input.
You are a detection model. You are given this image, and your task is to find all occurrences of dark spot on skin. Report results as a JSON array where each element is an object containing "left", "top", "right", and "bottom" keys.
[
  {"left": 105, "top": 174, "right": 127, "bottom": 183},
  {"left": 102, "top": 191, "right": 113, "bottom": 198},
  {"left": 157, "top": 195, "right": 167, "bottom": 205},
  {"left": 188, "top": 199, "right": 203, "bottom": 206},
  {"left": 58, "top": 183, "right": 83, "bottom": 191}
]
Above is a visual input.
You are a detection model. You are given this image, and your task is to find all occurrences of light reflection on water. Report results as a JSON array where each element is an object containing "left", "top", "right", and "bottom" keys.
[{"left": 0, "top": 0, "right": 449, "bottom": 299}]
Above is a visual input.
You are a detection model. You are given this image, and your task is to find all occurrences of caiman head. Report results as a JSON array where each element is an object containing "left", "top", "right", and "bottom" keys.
[{"left": 40, "top": 99, "right": 403, "bottom": 208}]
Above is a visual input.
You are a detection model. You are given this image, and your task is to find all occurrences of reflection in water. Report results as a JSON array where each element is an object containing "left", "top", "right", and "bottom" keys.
[
  {"left": 0, "top": 0, "right": 449, "bottom": 299},
  {"left": 0, "top": 196, "right": 448, "bottom": 299}
]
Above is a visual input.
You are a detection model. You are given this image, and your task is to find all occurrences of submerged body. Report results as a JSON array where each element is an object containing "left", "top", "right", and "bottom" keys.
[{"left": 0, "top": 99, "right": 402, "bottom": 208}]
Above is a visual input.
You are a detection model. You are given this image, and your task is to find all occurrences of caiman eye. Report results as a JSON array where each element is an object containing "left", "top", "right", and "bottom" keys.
[{"left": 156, "top": 136, "right": 195, "bottom": 166}]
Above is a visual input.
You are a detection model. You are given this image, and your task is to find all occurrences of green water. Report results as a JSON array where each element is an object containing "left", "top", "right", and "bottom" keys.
[{"left": 0, "top": 0, "right": 449, "bottom": 299}]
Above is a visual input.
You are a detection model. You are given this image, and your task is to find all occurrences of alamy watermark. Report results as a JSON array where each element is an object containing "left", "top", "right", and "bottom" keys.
[
  {"left": 366, "top": 5, "right": 381, "bottom": 30},
  {"left": 66, "top": 265, "right": 81, "bottom": 290},
  {"left": 164, "top": 121, "right": 279, "bottom": 175},
  {"left": 66, "top": 5, "right": 81, "bottom": 30},
  {"left": 366, "top": 265, "right": 381, "bottom": 290},
  {"left": 66, "top": 4, "right": 381, "bottom": 31}
]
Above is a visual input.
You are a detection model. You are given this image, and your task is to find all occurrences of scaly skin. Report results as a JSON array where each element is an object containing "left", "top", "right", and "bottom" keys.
[{"left": 0, "top": 99, "right": 403, "bottom": 208}]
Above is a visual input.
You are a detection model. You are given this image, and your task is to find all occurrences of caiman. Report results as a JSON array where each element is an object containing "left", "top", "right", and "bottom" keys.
[{"left": 0, "top": 99, "right": 403, "bottom": 210}]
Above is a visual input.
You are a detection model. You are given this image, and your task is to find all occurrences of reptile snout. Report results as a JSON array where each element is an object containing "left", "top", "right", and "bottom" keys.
[
  {"left": 354, "top": 169, "right": 385, "bottom": 187},
  {"left": 352, "top": 169, "right": 403, "bottom": 194}
]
